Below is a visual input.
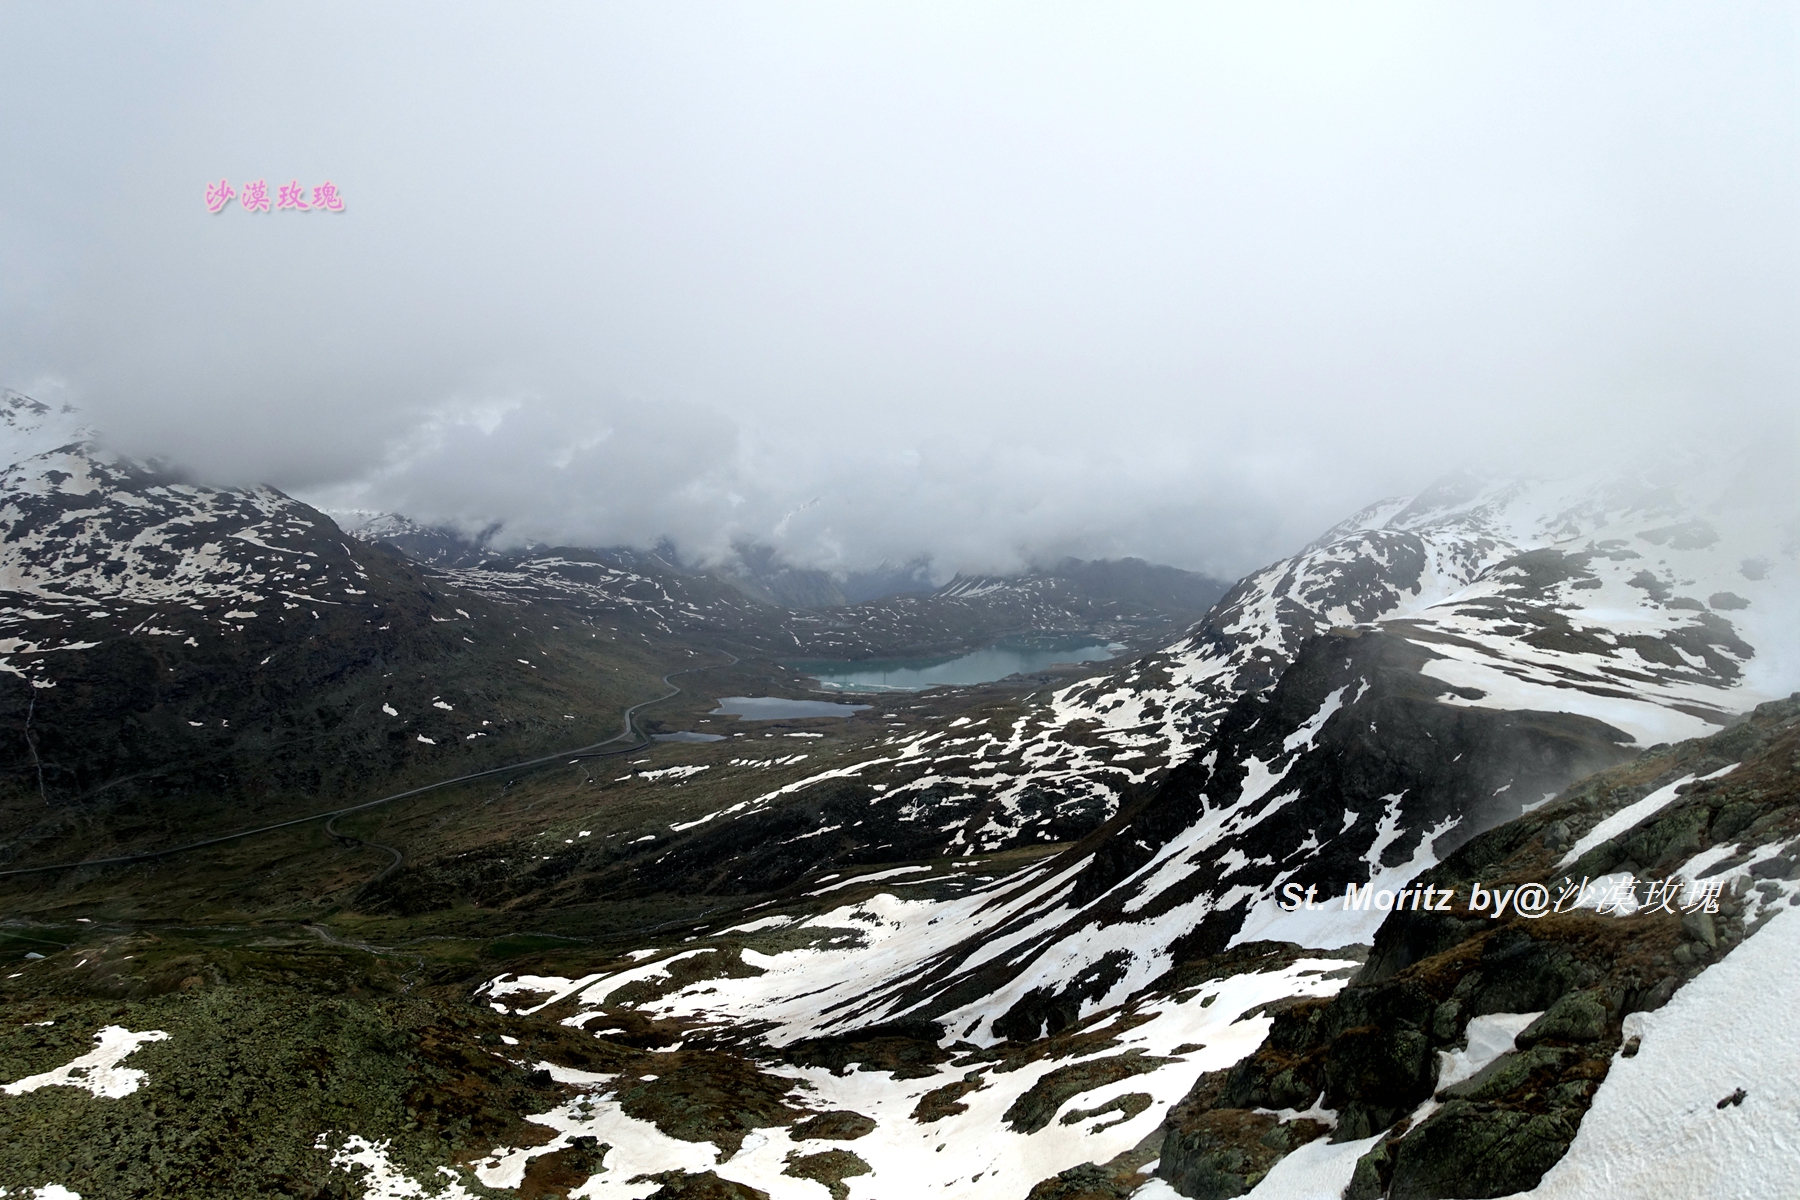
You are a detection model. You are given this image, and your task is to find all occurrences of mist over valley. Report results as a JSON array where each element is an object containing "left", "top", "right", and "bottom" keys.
[{"left": 0, "top": 6, "right": 1796, "bottom": 1200}]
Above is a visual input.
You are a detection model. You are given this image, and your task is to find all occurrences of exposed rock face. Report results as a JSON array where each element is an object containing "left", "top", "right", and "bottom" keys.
[
  {"left": 787, "top": 1110, "right": 876, "bottom": 1141},
  {"left": 780, "top": 1019, "right": 951, "bottom": 1079},
  {"left": 640, "top": 1170, "right": 771, "bottom": 1200},
  {"left": 1025, "top": 1161, "right": 1147, "bottom": 1200},
  {"left": 1162, "top": 1106, "right": 1329, "bottom": 1199},
  {"left": 779, "top": 1147, "right": 871, "bottom": 1200},
  {"left": 1382, "top": 1102, "right": 1582, "bottom": 1199},
  {"left": 1157, "top": 694, "right": 1800, "bottom": 1199},
  {"left": 1003, "top": 1051, "right": 1170, "bottom": 1134},
  {"left": 953, "top": 626, "right": 1637, "bottom": 1047}
]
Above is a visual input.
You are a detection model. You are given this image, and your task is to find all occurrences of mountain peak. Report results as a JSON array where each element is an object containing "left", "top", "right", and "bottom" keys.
[{"left": 0, "top": 389, "right": 93, "bottom": 470}]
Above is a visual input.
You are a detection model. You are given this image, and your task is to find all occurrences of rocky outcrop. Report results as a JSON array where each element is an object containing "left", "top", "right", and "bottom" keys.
[
  {"left": 1163, "top": 1108, "right": 1328, "bottom": 1199},
  {"left": 971, "top": 625, "right": 1637, "bottom": 1041},
  {"left": 1159, "top": 694, "right": 1800, "bottom": 1198},
  {"left": 639, "top": 1171, "right": 770, "bottom": 1200},
  {"left": 1003, "top": 1051, "right": 1170, "bottom": 1134},
  {"left": 780, "top": 1148, "right": 870, "bottom": 1200}
]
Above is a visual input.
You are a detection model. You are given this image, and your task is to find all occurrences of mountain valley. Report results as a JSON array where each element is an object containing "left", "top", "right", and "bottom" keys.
[{"left": 0, "top": 393, "right": 1795, "bottom": 1200}]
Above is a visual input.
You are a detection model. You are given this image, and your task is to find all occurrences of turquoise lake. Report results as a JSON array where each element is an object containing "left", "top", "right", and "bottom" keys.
[{"left": 791, "top": 635, "right": 1121, "bottom": 693}]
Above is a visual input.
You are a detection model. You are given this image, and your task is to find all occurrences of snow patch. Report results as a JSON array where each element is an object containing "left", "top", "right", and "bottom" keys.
[
  {"left": 1, "top": 1026, "right": 170, "bottom": 1099},
  {"left": 317, "top": 1133, "right": 478, "bottom": 1198},
  {"left": 1499, "top": 909, "right": 1800, "bottom": 1198}
]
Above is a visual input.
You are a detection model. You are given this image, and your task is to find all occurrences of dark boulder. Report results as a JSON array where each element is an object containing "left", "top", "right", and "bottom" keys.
[
  {"left": 1515, "top": 989, "right": 1609, "bottom": 1047},
  {"left": 1323, "top": 1026, "right": 1434, "bottom": 1140},
  {"left": 1386, "top": 1100, "right": 1579, "bottom": 1199},
  {"left": 1159, "top": 1107, "right": 1327, "bottom": 1200}
]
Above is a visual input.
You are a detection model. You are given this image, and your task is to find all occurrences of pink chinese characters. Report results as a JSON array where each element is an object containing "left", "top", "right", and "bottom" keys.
[
  {"left": 276, "top": 180, "right": 310, "bottom": 211},
  {"left": 205, "top": 178, "right": 345, "bottom": 213}
]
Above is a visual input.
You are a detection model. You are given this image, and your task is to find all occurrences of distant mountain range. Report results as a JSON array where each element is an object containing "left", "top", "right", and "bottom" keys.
[
  {"left": 0, "top": 389, "right": 1225, "bottom": 860},
  {"left": 438, "top": 457, "right": 1793, "bottom": 1199},
  {"left": 0, "top": 387, "right": 1794, "bottom": 1199},
  {"left": 342, "top": 509, "right": 1224, "bottom": 615},
  {"left": 339, "top": 508, "right": 1230, "bottom": 661}
]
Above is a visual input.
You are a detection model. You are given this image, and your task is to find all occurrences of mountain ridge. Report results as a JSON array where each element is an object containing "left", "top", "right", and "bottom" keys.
[{"left": 0, "top": 395, "right": 1794, "bottom": 1199}]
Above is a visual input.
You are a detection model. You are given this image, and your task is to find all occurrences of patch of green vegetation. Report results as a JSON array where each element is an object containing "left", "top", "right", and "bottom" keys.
[
  {"left": 480, "top": 933, "right": 586, "bottom": 961},
  {"left": 0, "top": 595, "right": 1133, "bottom": 1196},
  {"left": 0, "top": 935, "right": 563, "bottom": 1198}
]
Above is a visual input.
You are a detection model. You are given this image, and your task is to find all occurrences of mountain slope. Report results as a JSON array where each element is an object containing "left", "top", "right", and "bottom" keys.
[
  {"left": 0, "top": 430, "right": 1794, "bottom": 1199},
  {"left": 1156, "top": 691, "right": 1800, "bottom": 1199},
  {"left": 1046, "top": 465, "right": 1791, "bottom": 772},
  {"left": 401, "top": 463, "right": 1795, "bottom": 1197},
  {"left": 0, "top": 393, "right": 682, "bottom": 868},
  {"left": 575, "top": 462, "right": 1793, "bottom": 914},
  {"left": 446, "top": 700, "right": 1796, "bottom": 1200}
]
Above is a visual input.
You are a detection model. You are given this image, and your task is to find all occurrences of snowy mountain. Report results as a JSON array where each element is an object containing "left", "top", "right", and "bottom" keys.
[
  {"left": 1048, "top": 464, "right": 1792, "bottom": 770},
  {"left": 430, "top": 462, "right": 1795, "bottom": 1199},
  {"left": 0, "top": 390, "right": 398, "bottom": 685},
  {"left": 0, "top": 393, "right": 679, "bottom": 834},
  {"left": 2, "top": 410, "right": 1795, "bottom": 1200},
  {"left": 344, "top": 508, "right": 1227, "bottom": 661},
  {"left": 623, "top": 461, "right": 1794, "bottom": 899}
]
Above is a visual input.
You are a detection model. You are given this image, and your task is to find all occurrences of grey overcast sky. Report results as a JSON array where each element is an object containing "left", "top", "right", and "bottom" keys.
[{"left": 1, "top": 2, "right": 1795, "bottom": 577}]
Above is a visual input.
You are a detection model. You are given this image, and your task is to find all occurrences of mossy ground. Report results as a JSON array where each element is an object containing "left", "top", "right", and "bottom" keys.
[
  {"left": 0, "top": 680, "right": 1067, "bottom": 1197},
  {"left": 0, "top": 933, "right": 552, "bottom": 1198}
]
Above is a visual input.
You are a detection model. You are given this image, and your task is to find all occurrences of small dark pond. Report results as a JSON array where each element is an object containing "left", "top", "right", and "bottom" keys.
[{"left": 710, "top": 696, "right": 874, "bottom": 720}]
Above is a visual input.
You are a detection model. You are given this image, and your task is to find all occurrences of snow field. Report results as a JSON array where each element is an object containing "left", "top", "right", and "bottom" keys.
[
  {"left": 476, "top": 936, "right": 1354, "bottom": 1200},
  {"left": 1496, "top": 906, "right": 1800, "bottom": 1198},
  {"left": 1, "top": 1026, "right": 170, "bottom": 1099}
]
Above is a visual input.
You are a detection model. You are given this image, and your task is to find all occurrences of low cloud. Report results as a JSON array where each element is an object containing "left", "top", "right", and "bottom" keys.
[{"left": 3, "top": 4, "right": 1794, "bottom": 578}]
